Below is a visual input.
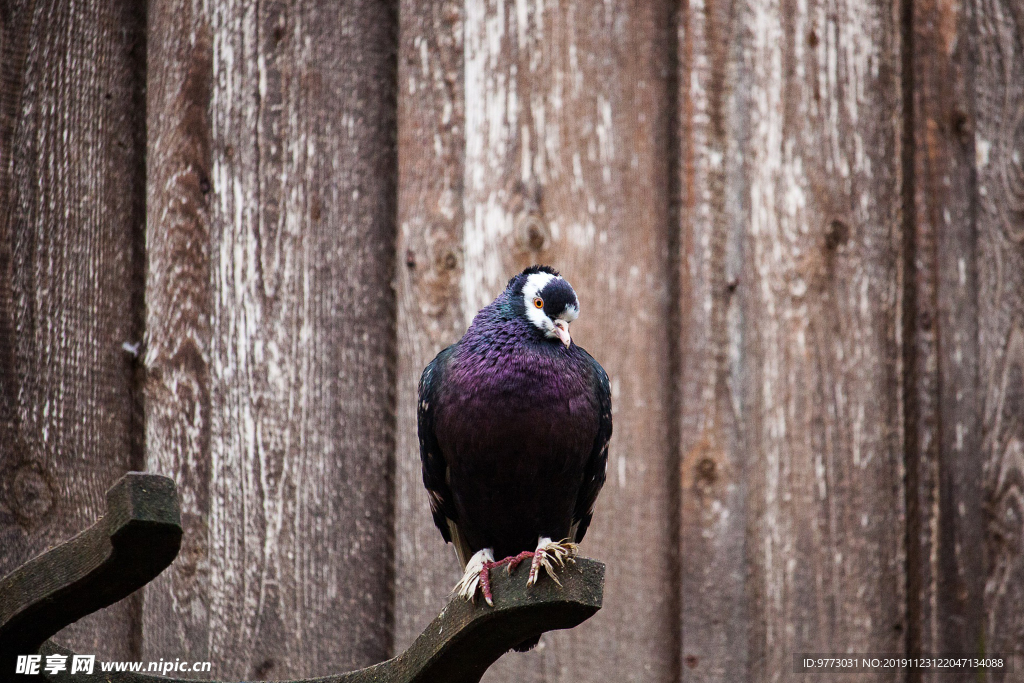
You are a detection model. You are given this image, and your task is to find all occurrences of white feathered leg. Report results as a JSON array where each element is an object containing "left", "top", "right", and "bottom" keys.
[{"left": 453, "top": 548, "right": 496, "bottom": 605}]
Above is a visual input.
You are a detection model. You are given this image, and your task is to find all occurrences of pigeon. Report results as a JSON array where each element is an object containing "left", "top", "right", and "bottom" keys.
[{"left": 418, "top": 265, "right": 612, "bottom": 625}]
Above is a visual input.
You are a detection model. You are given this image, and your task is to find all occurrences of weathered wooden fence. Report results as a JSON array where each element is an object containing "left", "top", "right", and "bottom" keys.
[{"left": 0, "top": 1, "right": 1021, "bottom": 681}]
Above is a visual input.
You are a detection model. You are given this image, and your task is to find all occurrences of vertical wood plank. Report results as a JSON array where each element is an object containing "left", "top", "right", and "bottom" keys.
[
  {"left": 143, "top": 0, "right": 214, "bottom": 668},
  {"left": 744, "top": 0, "right": 906, "bottom": 675},
  {"left": 143, "top": 1, "right": 398, "bottom": 678},
  {"left": 969, "top": 0, "right": 1024, "bottom": 667},
  {"left": 396, "top": 2, "right": 677, "bottom": 681},
  {"left": 467, "top": 3, "right": 678, "bottom": 680},
  {"left": 909, "top": 0, "right": 1024, "bottom": 674},
  {"left": 677, "top": 0, "right": 907, "bottom": 678},
  {"left": 513, "top": 6, "right": 678, "bottom": 677},
  {"left": 394, "top": 0, "right": 468, "bottom": 651},
  {"left": 676, "top": 0, "right": 751, "bottom": 677},
  {"left": 905, "top": 0, "right": 986, "bottom": 675},
  {"left": 0, "top": 0, "right": 146, "bottom": 660},
  {"left": 743, "top": 0, "right": 907, "bottom": 675}
]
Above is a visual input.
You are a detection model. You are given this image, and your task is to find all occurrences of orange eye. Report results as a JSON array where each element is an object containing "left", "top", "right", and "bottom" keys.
[{"left": 533, "top": 297, "right": 544, "bottom": 309}]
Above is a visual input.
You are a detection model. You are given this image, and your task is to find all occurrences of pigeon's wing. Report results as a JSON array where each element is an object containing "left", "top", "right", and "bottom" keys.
[
  {"left": 418, "top": 345, "right": 464, "bottom": 552},
  {"left": 571, "top": 351, "right": 612, "bottom": 543}
]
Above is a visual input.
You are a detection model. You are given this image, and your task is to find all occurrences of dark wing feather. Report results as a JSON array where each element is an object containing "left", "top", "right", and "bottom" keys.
[
  {"left": 571, "top": 351, "right": 612, "bottom": 543},
  {"left": 418, "top": 345, "right": 459, "bottom": 543}
]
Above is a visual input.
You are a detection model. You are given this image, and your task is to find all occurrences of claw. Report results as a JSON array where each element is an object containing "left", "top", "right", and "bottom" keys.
[
  {"left": 526, "top": 537, "right": 578, "bottom": 588},
  {"left": 452, "top": 540, "right": 579, "bottom": 607}
]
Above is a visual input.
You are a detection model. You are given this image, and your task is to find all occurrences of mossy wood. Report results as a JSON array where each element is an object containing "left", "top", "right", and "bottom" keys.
[{"left": 0, "top": 473, "right": 604, "bottom": 683}]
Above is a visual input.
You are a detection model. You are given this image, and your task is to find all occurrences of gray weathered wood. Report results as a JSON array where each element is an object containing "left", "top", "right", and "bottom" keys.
[
  {"left": 0, "top": 0, "right": 146, "bottom": 661},
  {"left": 675, "top": 0, "right": 750, "bottom": 677},
  {"left": 907, "top": 0, "right": 1024, "bottom": 677},
  {"left": 905, "top": 0, "right": 987, "bottom": 677},
  {"left": 968, "top": 0, "right": 1024, "bottom": 669},
  {"left": 394, "top": 0, "right": 469, "bottom": 656},
  {"left": 396, "top": 2, "right": 677, "bottom": 682},
  {"left": 677, "top": 0, "right": 907, "bottom": 679},
  {"left": 1, "top": 1, "right": 1018, "bottom": 679},
  {"left": 143, "top": 1, "right": 398, "bottom": 678},
  {"left": 142, "top": 1, "right": 214, "bottom": 669}
]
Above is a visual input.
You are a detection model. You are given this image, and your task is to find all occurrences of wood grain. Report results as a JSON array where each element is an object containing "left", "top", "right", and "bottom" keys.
[
  {"left": 676, "top": 0, "right": 751, "bottom": 677},
  {"left": 143, "top": 1, "right": 398, "bottom": 678},
  {"left": 907, "top": 0, "right": 1024, "bottom": 677},
  {"left": 905, "top": 0, "right": 987, "bottom": 676},
  {"left": 396, "top": 2, "right": 677, "bottom": 682},
  {"left": 0, "top": 0, "right": 146, "bottom": 661},
  {"left": 677, "top": 0, "right": 907, "bottom": 679},
  {"left": 0, "top": 473, "right": 181, "bottom": 672},
  {"left": 39, "top": 559, "right": 603, "bottom": 683},
  {"left": 970, "top": 0, "right": 1024, "bottom": 670},
  {"left": 394, "top": 0, "right": 468, "bottom": 654},
  {"left": 0, "top": 0, "right": 1017, "bottom": 679},
  {"left": 142, "top": 0, "right": 214, "bottom": 670},
  {"left": 743, "top": 0, "right": 906, "bottom": 673}
]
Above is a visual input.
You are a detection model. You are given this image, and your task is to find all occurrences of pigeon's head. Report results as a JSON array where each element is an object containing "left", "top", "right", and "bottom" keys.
[{"left": 507, "top": 265, "right": 580, "bottom": 348}]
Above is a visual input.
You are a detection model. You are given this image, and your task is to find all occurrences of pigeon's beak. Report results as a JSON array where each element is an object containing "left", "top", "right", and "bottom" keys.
[{"left": 553, "top": 320, "right": 571, "bottom": 348}]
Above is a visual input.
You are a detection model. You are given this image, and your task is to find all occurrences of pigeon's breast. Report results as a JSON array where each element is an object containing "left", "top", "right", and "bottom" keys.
[
  {"left": 434, "top": 348, "right": 598, "bottom": 557},
  {"left": 437, "top": 348, "right": 597, "bottom": 460},
  {"left": 434, "top": 347, "right": 599, "bottom": 552}
]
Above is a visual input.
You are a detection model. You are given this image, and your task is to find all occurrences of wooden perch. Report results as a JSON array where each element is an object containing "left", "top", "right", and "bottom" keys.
[
  {"left": 0, "top": 473, "right": 183, "bottom": 678},
  {"left": 0, "top": 473, "right": 604, "bottom": 683}
]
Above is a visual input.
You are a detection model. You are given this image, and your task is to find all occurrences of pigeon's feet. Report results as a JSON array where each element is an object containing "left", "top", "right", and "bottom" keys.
[
  {"left": 506, "top": 537, "right": 578, "bottom": 587},
  {"left": 454, "top": 539, "right": 579, "bottom": 606},
  {"left": 454, "top": 548, "right": 497, "bottom": 606}
]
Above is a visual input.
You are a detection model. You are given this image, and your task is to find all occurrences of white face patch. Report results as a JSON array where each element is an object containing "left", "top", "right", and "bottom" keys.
[
  {"left": 520, "top": 271, "right": 580, "bottom": 345},
  {"left": 521, "top": 272, "right": 558, "bottom": 302},
  {"left": 559, "top": 302, "right": 579, "bottom": 322},
  {"left": 521, "top": 272, "right": 558, "bottom": 334}
]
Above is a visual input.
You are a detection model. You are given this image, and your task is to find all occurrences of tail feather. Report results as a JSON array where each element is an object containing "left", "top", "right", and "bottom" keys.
[{"left": 447, "top": 519, "right": 474, "bottom": 568}]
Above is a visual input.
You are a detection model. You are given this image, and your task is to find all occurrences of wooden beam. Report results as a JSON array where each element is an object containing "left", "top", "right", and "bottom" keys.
[
  {"left": 0, "top": 474, "right": 181, "bottom": 675},
  {"left": 37, "top": 559, "right": 601, "bottom": 683},
  {"left": 1, "top": 472, "right": 602, "bottom": 683}
]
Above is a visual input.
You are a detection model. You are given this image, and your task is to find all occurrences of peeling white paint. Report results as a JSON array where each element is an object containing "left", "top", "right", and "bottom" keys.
[{"left": 976, "top": 137, "right": 991, "bottom": 167}]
